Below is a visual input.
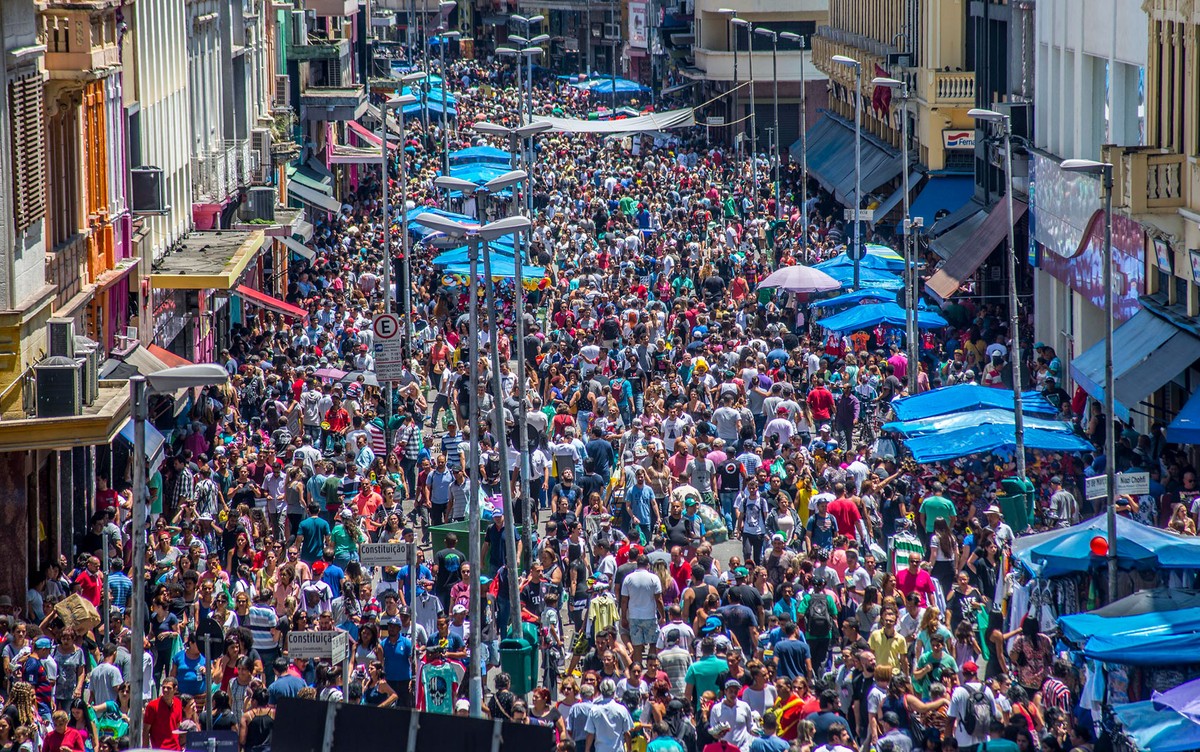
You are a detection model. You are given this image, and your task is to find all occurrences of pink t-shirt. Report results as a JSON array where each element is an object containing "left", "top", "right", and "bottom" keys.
[{"left": 895, "top": 567, "right": 936, "bottom": 606}]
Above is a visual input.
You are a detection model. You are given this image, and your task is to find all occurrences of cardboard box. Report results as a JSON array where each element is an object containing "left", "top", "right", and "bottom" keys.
[{"left": 54, "top": 593, "right": 101, "bottom": 634}]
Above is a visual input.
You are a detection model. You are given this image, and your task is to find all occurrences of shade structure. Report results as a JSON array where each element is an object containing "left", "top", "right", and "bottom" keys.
[
  {"left": 401, "top": 86, "right": 456, "bottom": 105},
  {"left": 1154, "top": 676, "right": 1200, "bottom": 725},
  {"left": 444, "top": 258, "right": 546, "bottom": 279},
  {"left": 814, "top": 262, "right": 904, "bottom": 291},
  {"left": 1013, "top": 513, "right": 1200, "bottom": 579},
  {"left": 531, "top": 107, "right": 694, "bottom": 134},
  {"left": 1168, "top": 389, "right": 1200, "bottom": 444},
  {"left": 1112, "top": 699, "right": 1200, "bottom": 752},
  {"left": 448, "top": 145, "right": 513, "bottom": 166},
  {"left": 235, "top": 285, "right": 308, "bottom": 319},
  {"left": 1088, "top": 588, "right": 1200, "bottom": 620},
  {"left": 891, "top": 384, "right": 1059, "bottom": 421},
  {"left": 404, "top": 99, "right": 457, "bottom": 118},
  {"left": 431, "top": 239, "right": 517, "bottom": 266},
  {"left": 756, "top": 265, "right": 840, "bottom": 294},
  {"left": 568, "top": 76, "right": 650, "bottom": 94},
  {"left": 809, "top": 289, "right": 899, "bottom": 310},
  {"left": 882, "top": 408, "right": 1079, "bottom": 437},
  {"left": 908, "top": 175, "right": 974, "bottom": 229},
  {"left": 407, "top": 207, "right": 479, "bottom": 238},
  {"left": 449, "top": 162, "right": 515, "bottom": 185},
  {"left": 903, "top": 423, "right": 1093, "bottom": 464},
  {"left": 1060, "top": 605, "right": 1200, "bottom": 645},
  {"left": 815, "top": 251, "right": 904, "bottom": 274},
  {"left": 816, "top": 302, "right": 947, "bottom": 334}
]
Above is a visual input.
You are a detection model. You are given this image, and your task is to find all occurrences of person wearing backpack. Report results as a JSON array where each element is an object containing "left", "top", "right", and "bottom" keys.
[
  {"left": 947, "top": 661, "right": 996, "bottom": 752},
  {"left": 799, "top": 579, "right": 837, "bottom": 674}
]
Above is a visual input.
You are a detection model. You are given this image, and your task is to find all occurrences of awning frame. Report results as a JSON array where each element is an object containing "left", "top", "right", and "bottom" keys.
[
  {"left": 925, "top": 198, "right": 1027, "bottom": 299},
  {"left": 288, "top": 182, "right": 342, "bottom": 213}
]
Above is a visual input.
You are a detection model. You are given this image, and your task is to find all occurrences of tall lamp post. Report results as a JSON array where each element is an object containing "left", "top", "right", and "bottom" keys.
[
  {"left": 969, "top": 108, "right": 1026, "bottom": 482},
  {"left": 872, "top": 76, "right": 918, "bottom": 393},
  {"left": 432, "top": 28, "right": 461, "bottom": 173},
  {"left": 1062, "top": 157, "right": 1116, "bottom": 599},
  {"left": 832, "top": 54, "right": 862, "bottom": 288},
  {"left": 473, "top": 120, "right": 553, "bottom": 561},
  {"left": 129, "top": 365, "right": 230, "bottom": 747},
  {"left": 416, "top": 209, "right": 531, "bottom": 716},
  {"left": 780, "top": 32, "right": 806, "bottom": 253},
  {"left": 754, "top": 27, "right": 780, "bottom": 219},
  {"left": 730, "top": 17, "right": 758, "bottom": 206},
  {"left": 717, "top": 9, "right": 738, "bottom": 156}
]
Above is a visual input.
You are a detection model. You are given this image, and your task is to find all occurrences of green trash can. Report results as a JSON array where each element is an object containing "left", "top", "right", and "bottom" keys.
[
  {"left": 498, "top": 622, "right": 540, "bottom": 696},
  {"left": 998, "top": 476, "right": 1035, "bottom": 533},
  {"left": 432, "top": 520, "right": 525, "bottom": 575}
]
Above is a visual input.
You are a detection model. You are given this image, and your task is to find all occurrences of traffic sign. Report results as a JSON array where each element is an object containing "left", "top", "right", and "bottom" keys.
[
  {"left": 373, "top": 313, "right": 405, "bottom": 382},
  {"left": 1085, "top": 471, "right": 1150, "bottom": 500},
  {"left": 359, "top": 541, "right": 412, "bottom": 567},
  {"left": 288, "top": 630, "right": 349, "bottom": 664}
]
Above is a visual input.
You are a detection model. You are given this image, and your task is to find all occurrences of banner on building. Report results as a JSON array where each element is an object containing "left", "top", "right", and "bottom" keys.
[{"left": 629, "top": 1, "right": 648, "bottom": 48}]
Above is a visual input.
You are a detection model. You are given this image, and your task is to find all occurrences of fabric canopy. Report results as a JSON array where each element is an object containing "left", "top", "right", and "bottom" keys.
[
  {"left": 815, "top": 251, "right": 905, "bottom": 274},
  {"left": 814, "top": 263, "right": 904, "bottom": 291},
  {"left": 810, "top": 289, "right": 899, "bottom": 310},
  {"left": 449, "top": 163, "right": 515, "bottom": 185},
  {"left": 575, "top": 78, "right": 651, "bottom": 95},
  {"left": 118, "top": 418, "right": 168, "bottom": 475},
  {"left": 1084, "top": 588, "right": 1200, "bottom": 621},
  {"left": 432, "top": 239, "right": 517, "bottom": 266},
  {"left": 1168, "top": 389, "right": 1200, "bottom": 444},
  {"left": 1060, "top": 606, "right": 1200, "bottom": 646},
  {"left": 531, "top": 107, "right": 694, "bottom": 134},
  {"left": 817, "top": 302, "right": 947, "bottom": 334},
  {"left": 1113, "top": 699, "right": 1200, "bottom": 752},
  {"left": 448, "top": 145, "right": 512, "bottom": 166},
  {"left": 1154, "top": 676, "right": 1200, "bottom": 724},
  {"left": 444, "top": 258, "right": 545, "bottom": 279},
  {"left": 236, "top": 284, "right": 308, "bottom": 319},
  {"left": 346, "top": 120, "right": 396, "bottom": 151},
  {"left": 288, "top": 182, "right": 341, "bottom": 213},
  {"left": 404, "top": 99, "right": 456, "bottom": 118},
  {"left": 903, "top": 424, "right": 1093, "bottom": 464},
  {"left": 278, "top": 235, "right": 315, "bottom": 261},
  {"left": 883, "top": 408, "right": 1079, "bottom": 437},
  {"left": 1014, "top": 514, "right": 1200, "bottom": 578},
  {"left": 891, "top": 384, "right": 1059, "bottom": 421},
  {"left": 909, "top": 175, "right": 974, "bottom": 228}
]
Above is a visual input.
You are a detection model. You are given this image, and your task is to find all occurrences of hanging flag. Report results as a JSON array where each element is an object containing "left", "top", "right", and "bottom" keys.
[{"left": 871, "top": 64, "right": 892, "bottom": 115}]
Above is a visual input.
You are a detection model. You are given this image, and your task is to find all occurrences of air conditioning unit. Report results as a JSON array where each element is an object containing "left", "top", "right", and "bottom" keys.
[
  {"left": 251, "top": 127, "right": 272, "bottom": 174},
  {"left": 74, "top": 336, "right": 100, "bottom": 407},
  {"left": 131, "top": 166, "right": 169, "bottom": 214},
  {"left": 46, "top": 318, "right": 75, "bottom": 359},
  {"left": 274, "top": 75, "right": 291, "bottom": 109},
  {"left": 247, "top": 186, "right": 276, "bottom": 222},
  {"left": 604, "top": 23, "right": 620, "bottom": 40},
  {"left": 35, "top": 356, "right": 82, "bottom": 418}
]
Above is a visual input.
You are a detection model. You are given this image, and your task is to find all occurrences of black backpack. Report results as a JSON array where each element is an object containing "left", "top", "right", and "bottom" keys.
[
  {"left": 962, "top": 684, "right": 994, "bottom": 735},
  {"left": 805, "top": 595, "right": 833, "bottom": 636}
]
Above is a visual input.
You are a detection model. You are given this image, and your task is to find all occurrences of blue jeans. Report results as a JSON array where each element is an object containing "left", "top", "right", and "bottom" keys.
[{"left": 718, "top": 491, "right": 738, "bottom": 531}]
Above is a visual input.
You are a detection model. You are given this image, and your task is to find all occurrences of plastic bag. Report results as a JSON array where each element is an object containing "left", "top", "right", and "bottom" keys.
[{"left": 695, "top": 502, "right": 728, "bottom": 544}]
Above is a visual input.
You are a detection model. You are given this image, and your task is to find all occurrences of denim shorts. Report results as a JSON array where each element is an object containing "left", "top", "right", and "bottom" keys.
[{"left": 629, "top": 618, "right": 659, "bottom": 646}]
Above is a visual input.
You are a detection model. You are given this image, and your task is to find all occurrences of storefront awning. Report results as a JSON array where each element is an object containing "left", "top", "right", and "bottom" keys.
[
  {"left": 909, "top": 175, "right": 975, "bottom": 229},
  {"left": 118, "top": 417, "right": 168, "bottom": 475},
  {"left": 235, "top": 284, "right": 309, "bottom": 320},
  {"left": 287, "top": 158, "right": 334, "bottom": 195},
  {"left": 288, "top": 181, "right": 342, "bottom": 213},
  {"left": 293, "top": 219, "right": 314, "bottom": 242},
  {"left": 1071, "top": 309, "right": 1200, "bottom": 421},
  {"left": 788, "top": 114, "right": 902, "bottom": 207},
  {"left": 1167, "top": 389, "right": 1200, "bottom": 445},
  {"left": 329, "top": 144, "right": 384, "bottom": 165},
  {"left": 347, "top": 120, "right": 396, "bottom": 151},
  {"left": 925, "top": 199, "right": 1026, "bottom": 300},
  {"left": 147, "top": 345, "right": 192, "bottom": 369},
  {"left": 279, "top": 235, "right": 315, "bottom": 260},
  {"left": 870, "top": 171, "right": 923, "bottom": 223},
  {"left": 150, "top": 230, "right": 265, "bottom": 290}
]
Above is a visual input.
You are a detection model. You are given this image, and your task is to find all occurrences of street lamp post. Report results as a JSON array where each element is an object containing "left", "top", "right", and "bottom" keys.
[
  {"left": 1062, "top": 158, "right": 1116, "bottom": 600},
  {"left": 873, "top": 76, "right": 918, "bottom": 393},
  {"left": 832, "top": 54, "right": 862, "bottom": 289},
  {"left": 416, "top": 207, "right": 530, "bottom": 715},
  {"left": 755, "top": 27, "right": 780, "bottom": 219},
  {"left": 717, "top": 9, "right": 738, "bottom": 156},
  {"left": 780, "top": 32, "right": 806, "bottom": 254},
  {"left": 731, "top": 17, "right": 757, "bottom": 207},
  {"left": 969, "top": 108, "right": 1026, "bottom": 483},
  {"left": 128, "top": 365, "right": 230, "bottom": 747},
  {"left": 433, "top": 29, "right": 461, "bottom": 174}
]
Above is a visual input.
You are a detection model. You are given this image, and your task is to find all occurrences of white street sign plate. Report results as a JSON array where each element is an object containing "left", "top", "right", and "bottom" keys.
[
  {"left": 288, "top": 630, "right": 349, "bottom": 664},
  {"left": 359, "top": 541, "right": 411, "bottom": 567},
  {"left": 1085, "top": 472, "right": 1150, "bottom": 500},
  {"left": 373, "top": 313, "right": 405, "bottom": 382}
]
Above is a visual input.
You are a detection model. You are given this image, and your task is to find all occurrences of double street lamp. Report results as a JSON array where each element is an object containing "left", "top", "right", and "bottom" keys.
[
  {"left": 432, "top": 27, "right": 461, "bottom": 165},
  {"left": 753, "top": 27, "right": 781, "bottom": 219},
  {"left": 1061, "top": 157, "right": 1117, "bottom": 600},
  {"left": 832, "top": 54, "right": 863, "bottom": 289},
  {"left": 128, "top": 365, "right": 231, "bottom": 746},
  {"left": 729, "top": 17, "right": 758, "bottom": 204},
  {"left": 780, "top": 32, "right": 807, "bottom": 249}
]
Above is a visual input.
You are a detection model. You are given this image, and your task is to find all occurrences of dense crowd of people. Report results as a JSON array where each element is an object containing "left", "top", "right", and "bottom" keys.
[{"left": 1, "top": 49, "right": 1192, "bottom": 752}]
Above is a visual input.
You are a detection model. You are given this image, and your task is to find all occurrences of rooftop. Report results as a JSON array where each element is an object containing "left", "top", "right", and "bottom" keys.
[
  {"left": 0, "top": 380, "right": 130, "bottom": 450},
  {"left": 151, "top": 230, "right": 266, "bottom": 290}
]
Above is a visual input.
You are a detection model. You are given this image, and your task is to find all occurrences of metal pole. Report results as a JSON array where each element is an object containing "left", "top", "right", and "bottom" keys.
[
  {"left": 400, "top": 106, "right": 413, "bottom": 350},
  {"left": 409, "top": 538, "right": 418, "bottom": 676},
  {"left": 509, "top": 136, "right": 535, "bottom": 564},
  {"left": 772, "top": 36, "right": 780, "bottom": 220},
  {"left": 800, "top": 37, "right": 807, "bottom": 257},
  {"left": 648, "top": 0, "right": 656, "bottom": 108},
  {"left": 481, "top": 237, "right": 523, "bottom": 640},
  {"left": 466, "top": 235, "right": 484, "bottom": 716},
  {"left": 440, "top": 42, "right": 449, "bottom": 175},
  {"left": 101, "top": 539, "right": 110, "bottom": 644},
  {"left": 381, "top": 104, "right": 395, "bottom": 457},
  {"left": 128, "top": 376, "right": 148, "bottom": 747},
  {"left": 852, "top": 62, "right": 862, "bottom": 290},
  {"left": 1000, "top": 117, "right": 1025, "bottom": 480},
  {"left": 746, "top": 25, "right": 757, "bottom": 208},
  {"left": 1101, "top": 166, "right": 1117, "bottom": 601},
  {"left": 731, "top": 14, "right": 738, "bottom": 156},
  {"left": 901, "top": 82, "right": 918, "bottom": 394}
]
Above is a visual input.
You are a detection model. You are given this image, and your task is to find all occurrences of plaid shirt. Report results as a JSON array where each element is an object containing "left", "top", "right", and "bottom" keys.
[{"left": 173, "top": 467, "right": 195, "bottom": 507}]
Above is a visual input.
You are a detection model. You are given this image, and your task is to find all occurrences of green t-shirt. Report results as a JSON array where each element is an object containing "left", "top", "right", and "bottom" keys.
[
  {"left": 148, "top": 471, "right": 163, "bottom": 515},
  {"left": 321, "top": 476, "right": 342, "bottom": 510},
  {"left": 331, "top": 523, "right": 361, "bottom": 560},
  {"left": 913, "top": 650, "right": 958, "bottom": 698},
  {"left": 797, "top": 593, "right": 838, "bottom": 639},
  {"left": 920, "top": 495, "right": 957, "bottom": 533},
  {"left": 647, "top": 738, "right": 686, "bottom": 752},
  {"left": 684, "top": 655, "right": 728, "bottom": 709}
]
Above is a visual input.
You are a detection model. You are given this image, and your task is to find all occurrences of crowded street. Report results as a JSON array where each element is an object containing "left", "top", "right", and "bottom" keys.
[{"left": 5, "top": 3, "right": 1200, "bottom": 752}]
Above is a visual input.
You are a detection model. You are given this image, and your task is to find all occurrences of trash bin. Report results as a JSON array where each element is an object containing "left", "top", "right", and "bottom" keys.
[
  {"left": 498, "top": 622, "right": 540, "bottom": 696},
  {"left": 999, "top": 476, "right": 1035, "bottom": 532},
  {"left": 432, "top": 520, "right": 525, "bottom": 575}
]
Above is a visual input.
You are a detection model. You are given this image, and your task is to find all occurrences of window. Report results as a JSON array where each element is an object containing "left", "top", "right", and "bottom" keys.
[{"left": 9, "top": 71, "right": 46, "bottom": 234}]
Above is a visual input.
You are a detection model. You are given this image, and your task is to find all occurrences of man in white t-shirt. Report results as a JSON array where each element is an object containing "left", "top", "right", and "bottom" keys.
[
  {"left": 619, "top": 555, "right": 664, "bottom": 663},
  {"left": 947, "top": 661, "right": 997, "bottom": 751}
]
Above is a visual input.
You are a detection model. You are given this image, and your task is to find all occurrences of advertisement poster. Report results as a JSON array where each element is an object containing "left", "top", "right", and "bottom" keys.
[{"left": 629, "top": 1, "right": 647, "bottom": 48}]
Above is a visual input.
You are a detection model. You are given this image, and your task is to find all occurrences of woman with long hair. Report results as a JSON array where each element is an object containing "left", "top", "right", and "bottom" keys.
[
  {"left": 915, "top": 607, "right": 954, "bottom": 655},
  {"left": 984, "top": 608, "right": 1012, "bottom": 680},
  {"left": 361, "top": 662, "right": 396, "bottom": 707},
  {"left": 928, "top": 518, "right": 958, "bottom": 588},
  {"left": 356, "top": 623, "right": 381, "bottom": 668},
  {"left": 272, "top": 566, "right": 299, "bottom": 614},
  {"left": 652, "top": 560, "right": 679, "bottom": 607},
  {"left": 67, "top": 698, "right": 98, "bottom": 752}
]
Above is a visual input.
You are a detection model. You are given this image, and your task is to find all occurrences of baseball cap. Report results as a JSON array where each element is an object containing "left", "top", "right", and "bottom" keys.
[
  {"left": 734, "top": 566, "right": 750, "bottom": 579},
  {"left": 340, "top": 508, "right": 354, "bottom": 519},
  {"left": 962, "top": 661, "right": 979, "bottom": 675},
  {"left": 771, "top": 533, "right": 786, "bottom": 543},
  {"left": 452, "top": 604, "right": 467, "bottom": 615},
  {"left": 723, "top": 679, "right": 742, "bottom": 690},
  {"left": 34, "top": 637, "right": 52, "bottom": 649},
  {"left": 455, "top": 699, "right": 470, "bottom": 712}
]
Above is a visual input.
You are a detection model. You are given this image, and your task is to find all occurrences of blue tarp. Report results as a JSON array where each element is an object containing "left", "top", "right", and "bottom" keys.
[
  {"left": 891, "top": 384, "right": 1060, "bottom": 421},
  {"left": 903, "top": 424, "right": 1094, "bottom": 464},
  {"left": 1169, "top": 389, "right": 1200, "bottom": 444},
  {"left": 817, "top": 302, "right": 947, "bottom": 334},
  {"left": 444, "top": 258, "right": 545, "bottom": 279},
  {"left": 432, "top": 240, "right": 518, "bottom": 266},
  {"left": 1113, "top": 700, "right": 1200, "bottom": 752},
  {"left": 816, "top": 263, "right": 904, "bottom": 291},
  {"left": 449, "top": 163, "right": 514, "bottom": 185},
  {"left": 815, "top": 251, "right": 905, "bottom": 274},
  {"left": 401, "top": 86, "right": 456, "bottom": 105},
  {"left": 403, "top": 99, "right": 457, "bottom": 118},
  {"left": 118, "top": 418, "right": 168, "bottom": 474},
  {"left": 1014, "top": 514, "right": 1200, "bottom": 579},
  {"left": 406, "top": 207, "right": 479, "bottom": 238},
  {"left": 909, "top": 176, "right": 974, "bottom": 229},
  {"left": 569, "top": 77, "right": 650, "bottom": 94},
  {"left": 883, "top": 409, "right": 1079, "bottom": 437},
  {"left": 1060, "top": 603, "right": 1200, "bottom": 644},
  {"left": 810, "top": 289, "right": 899, "bottom": 310},
  {"left": 448, "top": 146, "right": 513, "bottom": 167}
]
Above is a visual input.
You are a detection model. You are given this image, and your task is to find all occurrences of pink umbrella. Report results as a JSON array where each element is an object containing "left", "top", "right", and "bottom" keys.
[{"left": 756, "top": 265, "right": 841, "bottom": 294}]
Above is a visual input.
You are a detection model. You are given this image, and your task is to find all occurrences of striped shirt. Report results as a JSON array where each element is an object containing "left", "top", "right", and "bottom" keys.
[
  {"left": 440, "top": 433, "right": 464, "bottom": 470},
  {"left": 245, "top": 605, "right": 279, "bottom": 651},
  {"left": 107, "top": 571, "right": 133, "bottom": 613},
  {"left": 1041, "top": 677, "right": 1072, "bottom": 712}
]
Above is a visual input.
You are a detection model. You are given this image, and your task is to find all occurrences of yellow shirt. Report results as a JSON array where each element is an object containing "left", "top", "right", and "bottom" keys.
[{"left": 868, "top": 629, "right": 909, "bottom": 671}]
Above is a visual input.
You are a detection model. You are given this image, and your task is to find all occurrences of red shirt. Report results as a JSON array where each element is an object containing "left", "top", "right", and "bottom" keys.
[
  {"left": 43, "top": 728, "right": 86, "bottom": 752},
  {"left": 95, "top": 488, "right": 119, "bottom": 514},
  {"left": 75, "top": 569, "right": 104, "bottom": 607},
  {"left": 670, "top": 560, "right": 692, "bottom": 592},
  {"left": 807, "top": 387, "right": 835, "bottom": 422},
  {"left": 895, "top": 567, "right": 936, "bottom": 606},
  {"left": 827, "top": 497, "right": 862, "bottom": 539},
  {"left": 144, "top": 695, "right": 183, "bottom": 750}
]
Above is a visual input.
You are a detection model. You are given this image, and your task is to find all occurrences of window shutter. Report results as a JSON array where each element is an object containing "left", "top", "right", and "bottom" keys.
[{"left": 10, "top": 72, "right": 46, "bottom": 233}]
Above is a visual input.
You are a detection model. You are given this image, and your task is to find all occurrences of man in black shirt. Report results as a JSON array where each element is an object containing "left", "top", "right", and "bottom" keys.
[{"left": 432, "top": 533, "right": 465, "bottom": 612}]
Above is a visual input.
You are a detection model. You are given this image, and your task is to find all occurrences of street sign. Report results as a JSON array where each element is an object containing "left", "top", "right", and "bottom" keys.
[
  {"left": 359, "top": 541, "right": 412, "bottom": 567},
  {"left": 373, "top": 313, "right": 405, "bottom": 382},
  {"left": 288, "top": 630, "right": 349, "bottom": 664},
  {"left": 844, "top": 208, "right": 874, "bottom": 222},
  {"left": 707, "top": 116, "right": 725, "bottom": 126},
  {"left": 1085, "top": 472, "right": 1151, "bottom": 500}
]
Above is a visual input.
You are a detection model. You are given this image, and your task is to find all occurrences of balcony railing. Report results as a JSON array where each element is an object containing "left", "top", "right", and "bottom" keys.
[
  {"left": 928, "top": 70, "right": 975, "bottom": 104},
  {"left": 191, "top": 140, "right": 253, "bottom": 204},
  {"left": 1104, "top": 145, "right": 1187, "bottom": 214}
]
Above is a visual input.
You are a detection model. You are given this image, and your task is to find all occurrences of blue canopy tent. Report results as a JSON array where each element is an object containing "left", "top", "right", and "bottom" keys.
[
  {"left": 406, "top": 207, "right": 478, "bottom": 238},
  {"left": 401, "top": 86, "right": 456, "bottom": 105},
  {"left": 883, "top": 408, "right": 1080, "bottom": 437},
  {"left": 903, "top": 424, "right": 1093, "bottom": 464},
  {"left": 1168, "top": 390, "right": 1200, "bottom": 444},
  {"left": 1014, "top": 514, "right": 1200, "bottom": 578},
  {"left": 809, "top": 289, "right": 898, "bottom": 310},
  {"left": 444, "top": 258, "right": 546, "bottom": 279},
  {"left": 891, "top": 384, "right": 1059, "bottom": 421},
  {"left": 448, "top": 145, "right": 513, "bottom": 167},
  {"left": 1060, "top": 602, "right": 1200, "bottom": 645},
  {"left": 569, "top": 77, "right": 650, "bottom": 95},
  {"left": 1112, "top": 699, "right": 1200, "bottom": 752},
  {"left": 817, "top": 302, "right": 947, "bottom": 334},
  {"left": 431, "top": 240, "right": 518, "bottom": 266},
  {"left": 816, "top": 263, "right": 904, "bottom": 290},
  {"left": 449, "top": 163, "right": 513, "bottom": 184},
  {"left": 403, "top": 99, "right": 457, "bottom": 118},
  {"left": 816, "top": 251, "right": 905, "bottom": 274}
]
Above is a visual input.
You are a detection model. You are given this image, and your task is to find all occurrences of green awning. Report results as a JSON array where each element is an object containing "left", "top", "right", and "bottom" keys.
[{"left": 286, "top": 158, "right": 334, "bottom": 197}]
